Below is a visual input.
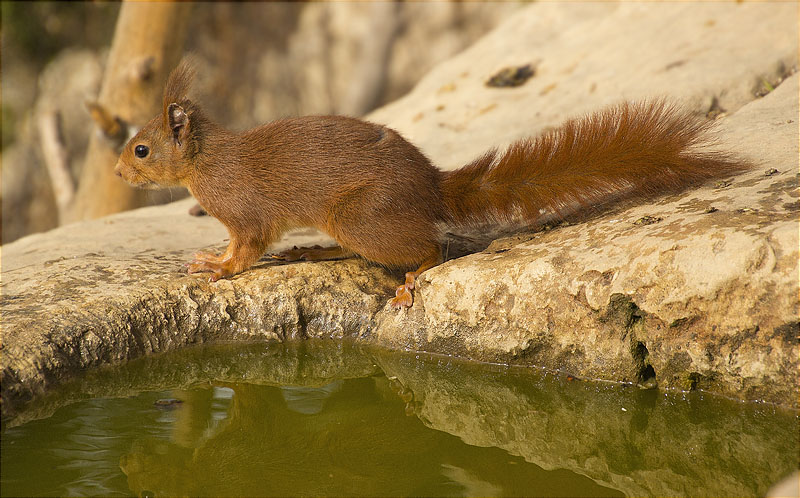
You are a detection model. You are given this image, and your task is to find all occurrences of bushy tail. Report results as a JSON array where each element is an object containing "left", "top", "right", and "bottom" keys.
[{"left": 440, "top": 100, "right": 747, "bottom": 226}]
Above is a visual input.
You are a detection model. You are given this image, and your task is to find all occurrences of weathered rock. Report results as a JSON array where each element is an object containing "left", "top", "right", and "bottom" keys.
[{"left": 2, "top": 2, "right": 798, "bottom": 419}]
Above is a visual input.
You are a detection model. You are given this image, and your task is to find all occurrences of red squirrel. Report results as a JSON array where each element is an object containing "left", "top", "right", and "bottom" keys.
[{"left": 115, "top": 61, "right": 745, "bottom": 308}]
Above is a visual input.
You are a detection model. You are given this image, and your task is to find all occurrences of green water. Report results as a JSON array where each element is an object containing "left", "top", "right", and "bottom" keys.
[{"left": 1, "top": 341, "right": 797, "bottom": 497}]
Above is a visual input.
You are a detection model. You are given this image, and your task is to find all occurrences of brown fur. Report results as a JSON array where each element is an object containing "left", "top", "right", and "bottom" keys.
[
  {"left": 115, "top": 61, "right": 747, "bottom": 306},
  {"left": 441, "top": 100, "right": 744, "bottom": 226}
]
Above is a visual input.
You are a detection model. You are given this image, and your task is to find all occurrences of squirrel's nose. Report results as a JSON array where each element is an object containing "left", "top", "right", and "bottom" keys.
[{"left": 113, "top": 162, "right": 122, "bottom": 177}]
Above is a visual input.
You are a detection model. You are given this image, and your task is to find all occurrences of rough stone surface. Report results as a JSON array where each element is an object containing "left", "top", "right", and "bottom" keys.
[{"left": 2, "top": 2, "right": 798, "bottom": 418}]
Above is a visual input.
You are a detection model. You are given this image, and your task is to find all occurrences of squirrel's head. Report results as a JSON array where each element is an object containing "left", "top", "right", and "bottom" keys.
[{"left": 115, "top": 60, "right": 200, "bottom": 188}]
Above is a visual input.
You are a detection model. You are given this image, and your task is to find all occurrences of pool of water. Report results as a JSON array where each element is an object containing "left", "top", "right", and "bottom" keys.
[{"left": 1, "top": 340, "right": 797, "bottom": 497}]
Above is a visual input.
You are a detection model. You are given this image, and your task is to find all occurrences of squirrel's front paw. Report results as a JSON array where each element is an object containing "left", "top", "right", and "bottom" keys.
[
  {"left": 186, "top": 259, "right": 219, "bottom": 274},
  {"left": 186, "top": 259, "right": 234, "bottom": 283}
]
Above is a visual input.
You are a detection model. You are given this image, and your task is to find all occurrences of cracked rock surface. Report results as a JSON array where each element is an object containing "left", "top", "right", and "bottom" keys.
[{"left": 2, "top": 2, "right": 798, "bottom": 419}]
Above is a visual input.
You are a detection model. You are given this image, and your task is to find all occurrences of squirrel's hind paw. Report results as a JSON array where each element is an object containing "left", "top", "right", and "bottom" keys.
[
  {"left": 270, "top": 245, "right": 315, "bottom": 262},
  {"left": 389, "top": 284, "right": 414, "bottom": 309},
  {"left": 271, "top": 245, "right": 351, "bottom": 262}
]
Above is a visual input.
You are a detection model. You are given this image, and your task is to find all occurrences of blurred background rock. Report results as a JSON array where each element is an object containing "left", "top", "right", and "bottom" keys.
[{"left": 1, "top": 1, "right": 522, "bottom": 244}]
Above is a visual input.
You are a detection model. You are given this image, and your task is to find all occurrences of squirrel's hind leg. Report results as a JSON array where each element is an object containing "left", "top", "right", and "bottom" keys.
[{"left": 271, "top": 245, "right": 354, "bottom": 262}]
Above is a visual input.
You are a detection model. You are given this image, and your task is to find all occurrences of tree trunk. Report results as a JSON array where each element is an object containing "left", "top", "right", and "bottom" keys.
[
  {"left": 69, "top": 1, "right": 191, "bottom": 222},
  {"left": 340, "top": 2, "right": 402, "bottom": 117}
]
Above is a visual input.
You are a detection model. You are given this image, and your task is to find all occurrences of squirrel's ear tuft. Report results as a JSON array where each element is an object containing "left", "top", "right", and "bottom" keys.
[
  {"left": 168, "top": 103, "right": 190, "bottom": 146},
  {"left": 162, "top": 58, "right": 195, "bottom": 131}
]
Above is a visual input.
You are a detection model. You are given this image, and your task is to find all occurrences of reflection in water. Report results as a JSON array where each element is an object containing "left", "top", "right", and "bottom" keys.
[
  {"left": 120, "top": 377, "right": 615, "bottom": 497},
  {"left": 281, "top": 381, "right": 343, "bottom": 415},
  {"left": 1, "top": 341, "right": 797, "bottom": 497},
  {"left": 374, "top": 352, "right": 799, "bottom": 497}
]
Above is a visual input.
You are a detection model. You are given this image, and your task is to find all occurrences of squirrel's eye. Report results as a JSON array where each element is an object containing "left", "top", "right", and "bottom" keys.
[{"left": 134, "top": 145, "right": 149, "bottom": 158}]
